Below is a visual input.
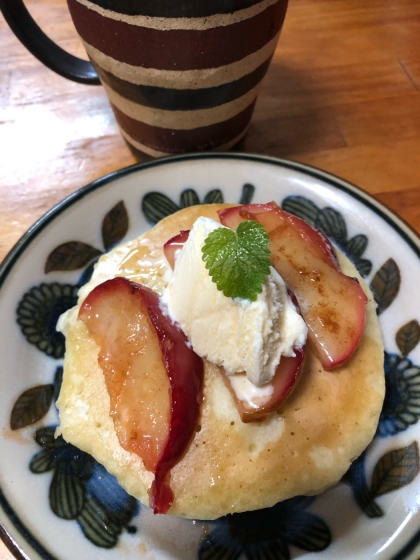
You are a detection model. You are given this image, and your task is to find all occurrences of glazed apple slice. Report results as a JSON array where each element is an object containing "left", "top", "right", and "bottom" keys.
[
  {"left": 219, "top": 203, "right": 339, "bottom": 270},
  {"left": 269, "top": 226, "right": 367, "bottom": 369},
  {"left": 79, "top": 277, "right": 204, "bottom": 514},
  {"left": 219, "top": 204, "right": 270, "bottom": 231},
  {"left": 221, "top": 347, "right": 305, "bottom": 422},
  {"left": 163, "top": 230, "right": 190, "bottom": 269},
  {"left": 219, "top": 203, "right": 367, "bottom": 369}
]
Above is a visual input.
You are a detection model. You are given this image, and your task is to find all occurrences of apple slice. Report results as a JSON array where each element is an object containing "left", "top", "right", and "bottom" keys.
[
  {"left": 219, "top": 204, "right": 272, "bottom": 231},
  {"left": 269, "top": 226, "right": 367, "bottom": 369},
  {"left": 218, "top": 203, "right": 339, "bottom": 270},
  {"left": 78, "top": 277, "right": 204, "bottom": 514},
  {"left": 221, "top": 348, "right": 305, "bottom": 422},
  {"left": 219, "top": 203, "right": 367, "bottom": 370},
  {"left": 163, "top": 230, "right": 190, "bottom": 270}
]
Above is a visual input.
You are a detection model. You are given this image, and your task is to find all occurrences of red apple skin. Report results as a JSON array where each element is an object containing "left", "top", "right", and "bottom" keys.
[
  {"left": 218, "top": 203, "right": 340, "bottom": 270},
  {"left": 219, "top": 203, "right": 368, "bottom": 370},
  {"left": 218, "top": 204, "right": 273, "bottom": 231},
  {"left": 79, "top": 277, "right": 204, "bottom": 514},
  {"left": 221, "top": 348, "right": 305, "bottom": 422},
  {"left": 163, "top": 230, "right": 190, "bottom": 270},
  {"left": 141, "top": 284, "right": 204, "bottom": 514}
]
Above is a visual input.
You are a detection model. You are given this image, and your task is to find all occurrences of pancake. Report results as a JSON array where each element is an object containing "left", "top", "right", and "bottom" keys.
[{"left": 56, "top": 204, "right": 385, "bottom": 520}]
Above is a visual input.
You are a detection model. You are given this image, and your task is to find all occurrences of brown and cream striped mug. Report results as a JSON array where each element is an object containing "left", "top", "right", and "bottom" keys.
[{"left": 1, "top": 0, "right": 288, "bottom": 157}]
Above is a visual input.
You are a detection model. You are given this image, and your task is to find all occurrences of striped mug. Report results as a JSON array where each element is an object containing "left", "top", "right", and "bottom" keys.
[{"left": 1, "top": 0, "right": 289, "bottom": 157}]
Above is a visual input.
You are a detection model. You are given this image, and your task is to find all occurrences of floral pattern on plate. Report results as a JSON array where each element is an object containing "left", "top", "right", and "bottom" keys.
[
  {"left": 1, "top": 154, "right": 420, "bottom": 560},
  {"left": 8, "top": 186, "right": 420, "bottom": 559}
]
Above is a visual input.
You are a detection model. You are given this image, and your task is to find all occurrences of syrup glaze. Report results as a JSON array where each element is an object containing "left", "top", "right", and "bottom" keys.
[{"left": 79, "top": 277, "right": 204, "bottom": 514}]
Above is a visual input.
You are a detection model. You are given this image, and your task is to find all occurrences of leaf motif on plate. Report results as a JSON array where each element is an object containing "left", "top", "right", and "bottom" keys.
[
  {"left": 341, "top": 452, "right": 384, "bottom": 518},
  {"left": 78, "top": 497, "right": 120, "bottom": 549},
  {"left": 45, "top": 242, "right": 102, "bottom": 273},
  {"left": 101, "top": 201, "right": 129, "bottom": 251},
  {"left": 141, "top": 192, "right": 180, "bottom": 224},
  {"left": 77, "top": 463, "right": 139, "bottom": 549},
  {"left": 199, "top": 495, "right": 331, "bottom": 559},
  {"left": 199, "top": 533, "right": 289, "bottom": 560},
  {"left": 239, "top": 183, "right": 255, "bottom": 205},
  {"left": 34, "top": 425, "right": 60, "bottom": 450},
  {"left": 10, "top": 384, "right": 54, "bottom": 430},
  {"left": 141, "top": 184, "right": 254, "bottom": 224},
  {"left": 29, "top": 426, "right": 139, "bottom": 549},
  {"left": 284, "top": 511, "right": 331, "bottom": 552},
  {"left": 282, "top": 195, "right": 318, "bottom": 226},
  {"left": 353, "top": 257, "right": 372, "bottom": 278},
  {"left": 30, "top": 449, "right": 57, "bottom": 474},
  {"left": 203, "top": 189, "right": 224, "bottom": 204},
  {"left": 396, "top": 320, "right": 420, "bottom": 357},
  {"left": 370, "top": 258, "right": 401, "bottom": 314},
  {"left": 53, "top": 366, "right": 64, "bottom": 403},
  {"left": 180, "top": 188, "right": 200, "bottom": 208},
  {"left": 371, "top": 441, "right": 419, "bottom": 498},
  {"left": 315, "top": 207, "right": 347, "bottom": 243},
  {"left": 345, "top": 234, "right": 368, "bottom": 258},
  {"left": 352, "top": 257, "right": 372, "bottom": 278},
  {"left": 50, "top": 462, "right": 86, "bottom": 520}
]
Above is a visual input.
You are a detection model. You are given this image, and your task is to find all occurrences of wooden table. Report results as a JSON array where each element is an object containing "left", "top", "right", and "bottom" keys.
[{"left": 1, "top": 0, "right": 419, "bottom": 558}]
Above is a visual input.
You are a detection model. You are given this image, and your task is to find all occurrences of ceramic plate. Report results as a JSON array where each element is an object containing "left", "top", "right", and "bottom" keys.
[{"left": 1, "top": 153, "right": 419, "bottom": 560}]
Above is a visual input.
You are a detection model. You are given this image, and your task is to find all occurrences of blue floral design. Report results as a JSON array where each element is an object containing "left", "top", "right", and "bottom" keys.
[
  {"left": 342, "top": 452, "right": 384, "bottom": 518},
  {"left": 377, "top": 353, "right": 420, "bottom": 437},
  {"left": 10, "top": 189, "right": 420, "bottom": 555},
  {"left": 80, "top": 463, "right": 139, "bottom": 546},
  {"left": 341, "top": 350, "right": 420, "bottom": 519},
  {"left": 16, "top": 283, "right": 80, "bottom": 359},
  {"left": 30, "top": 426, "right": 138, "bottom": 548},
  {"left": 199, "top": 497, "right": 331, "bottom": 560}
]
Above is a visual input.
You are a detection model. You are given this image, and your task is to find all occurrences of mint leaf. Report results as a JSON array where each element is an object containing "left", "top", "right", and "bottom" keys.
[{"left": 202, "top": 221, "right": 271, "bottom": 301}]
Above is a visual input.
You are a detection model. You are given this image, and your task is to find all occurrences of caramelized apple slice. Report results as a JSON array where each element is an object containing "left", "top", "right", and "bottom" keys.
[
  {"left": 218, "top": 203, "right": 339, "bottom": 270},
  {"left": 269, "top": 227, "right": 367, "bottom": 369},
  {"left": 163, "top": 230, "right": 190, "bottom": 270},
  {"left": 219, "top": 203, "right": 367, "bottom": 369},
  {"left": 221, "top": 348, "right": 305, "bottom": 422},
  {"left": 219, "top": 204, "right": 270, "bottom": 230},
  {"left": 79, "top": 277, "right": 204, "bottom": 514}
]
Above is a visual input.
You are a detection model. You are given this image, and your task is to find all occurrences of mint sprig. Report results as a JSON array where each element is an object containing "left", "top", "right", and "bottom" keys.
[{"left": 202, "top": 221, "right": 271, "bottom": 301}]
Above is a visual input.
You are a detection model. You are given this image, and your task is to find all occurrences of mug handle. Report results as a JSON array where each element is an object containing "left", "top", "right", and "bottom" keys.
[{"left": 0, "top": 0, "right": 100, "bottom": 85}]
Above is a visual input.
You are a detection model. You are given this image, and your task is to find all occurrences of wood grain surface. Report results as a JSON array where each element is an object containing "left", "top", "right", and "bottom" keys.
[{"left": 1, "top": 0, "right": 420, "bottom": 558}]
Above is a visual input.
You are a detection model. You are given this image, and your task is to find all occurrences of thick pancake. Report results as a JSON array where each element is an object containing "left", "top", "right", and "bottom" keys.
[{"left": 56, "top": 204, "right": 385, "bottom": 520}]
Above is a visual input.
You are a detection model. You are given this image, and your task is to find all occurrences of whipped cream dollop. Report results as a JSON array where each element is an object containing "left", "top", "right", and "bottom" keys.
[{"left": 161, "top": 217, "right": 307, "bottom": 387}]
